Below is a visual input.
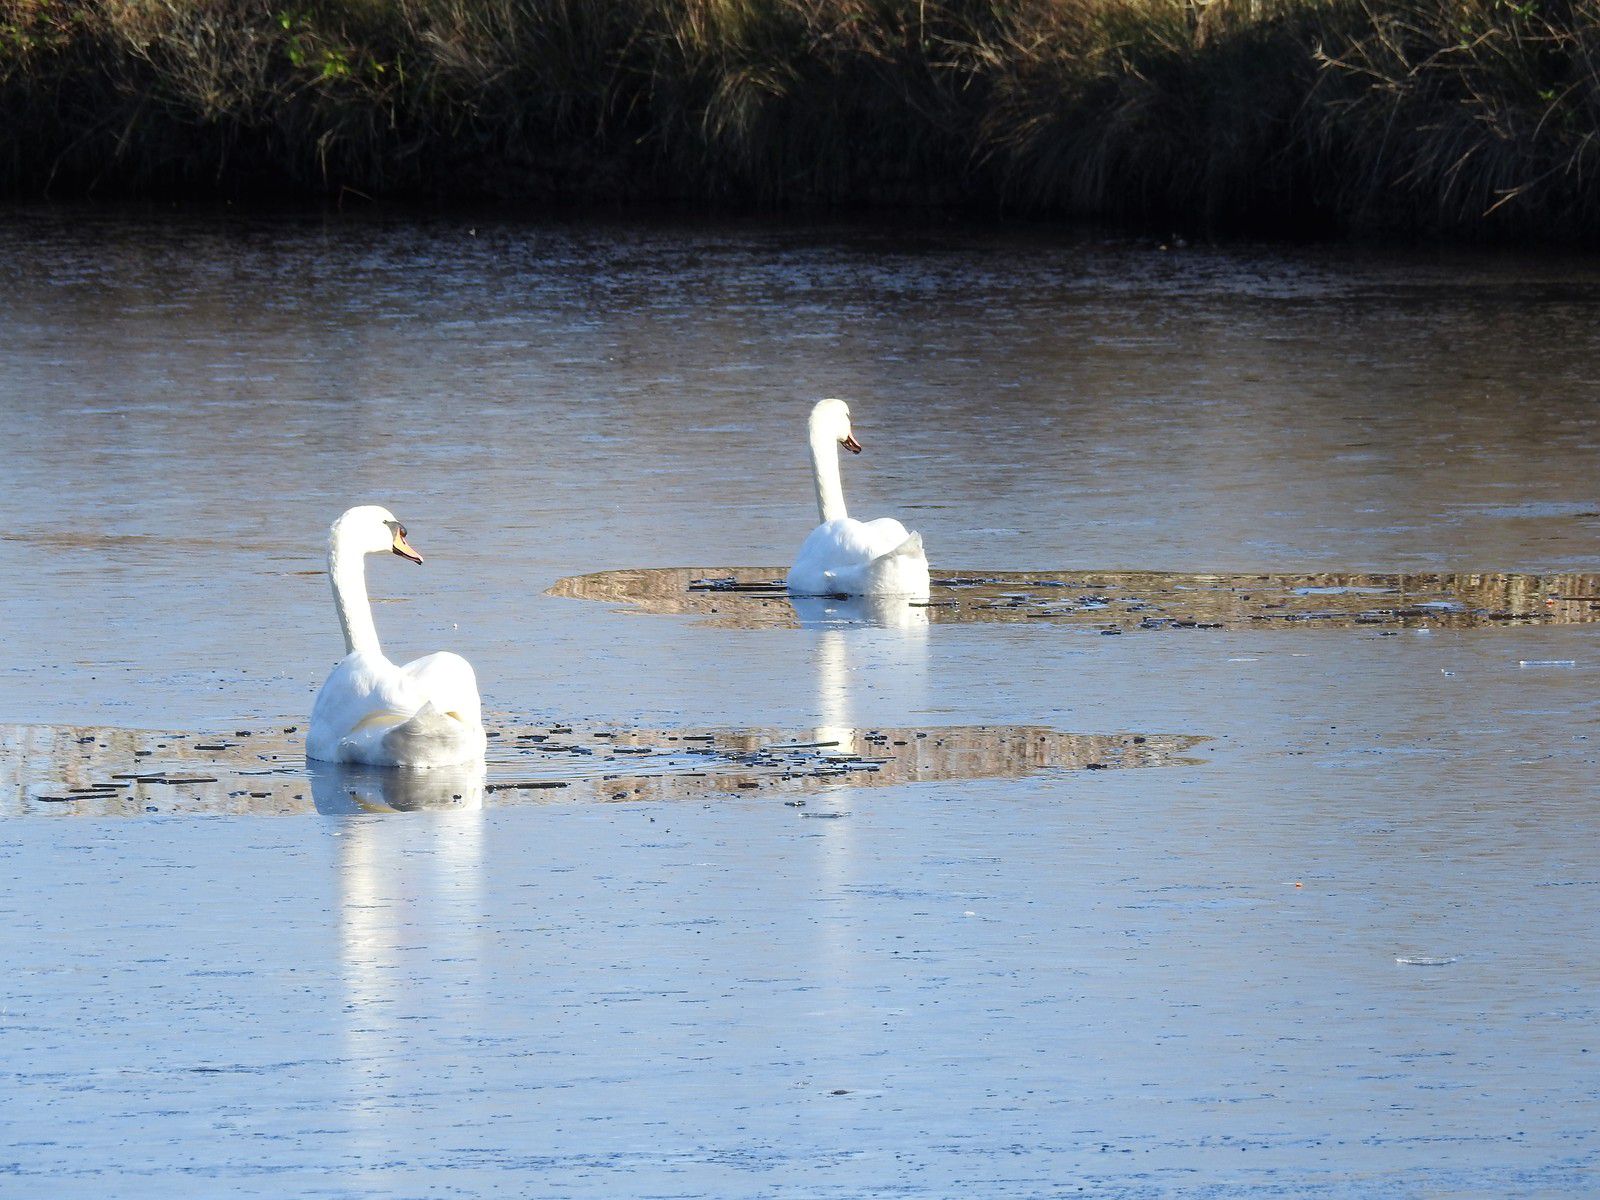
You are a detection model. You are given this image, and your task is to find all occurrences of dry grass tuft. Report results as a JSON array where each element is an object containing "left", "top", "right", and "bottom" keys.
[{"left": 4, "top": 0, "right": 1600, "bottom": 236}]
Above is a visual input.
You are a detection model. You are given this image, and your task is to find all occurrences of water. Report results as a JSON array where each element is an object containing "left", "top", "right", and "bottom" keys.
[
  {"left": 0, "top": 720, "right": 1199, "bottom": 816},
  {"left": 551, "top": 564, "right": 1600, "bottom": 629},
  {"left": 2, "top": 209, "right": 1599, "bottom": 1196}
]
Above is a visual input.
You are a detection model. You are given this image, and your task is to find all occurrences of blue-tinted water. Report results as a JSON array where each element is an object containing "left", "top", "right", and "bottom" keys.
[{"left": 2, "top": 210, "right": 1598, "bottom": 1196}]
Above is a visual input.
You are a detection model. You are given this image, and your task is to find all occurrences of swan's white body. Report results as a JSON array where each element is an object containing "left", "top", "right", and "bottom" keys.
[
  {"left": 786, "top": 398, "right": 930, "bottom": 598},
  {"left": 307, "top": 506, "right": 486, "bottom": 768},
  {"left": 789, "top": 520, "right": 927, "bottom": 597}
]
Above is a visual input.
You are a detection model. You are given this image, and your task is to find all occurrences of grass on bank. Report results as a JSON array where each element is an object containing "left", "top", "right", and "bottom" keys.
[{"left": 3, "top": 0, "right": 1600, "bottom": 237}]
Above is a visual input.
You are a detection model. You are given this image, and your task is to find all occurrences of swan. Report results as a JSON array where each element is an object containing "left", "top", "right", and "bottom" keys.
[
  {"left": 786, "top": 398, "right": 930, "bottom": 597},
  {"left": 307, "top": 505, "right": 487, "bottom": 768}
]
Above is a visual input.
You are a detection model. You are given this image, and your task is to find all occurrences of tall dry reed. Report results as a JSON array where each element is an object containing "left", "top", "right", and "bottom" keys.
[{"left": 3, "top": 0, "right": 1600, "bottom": 236}]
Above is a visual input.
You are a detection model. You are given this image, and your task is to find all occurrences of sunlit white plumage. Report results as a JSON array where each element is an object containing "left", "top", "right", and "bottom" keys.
[
  {"left": 307, "top": 505, "right": 486, "bottom": 768},
  {"left": 786, "top": 398, "right": 930, "bottom": 597}
]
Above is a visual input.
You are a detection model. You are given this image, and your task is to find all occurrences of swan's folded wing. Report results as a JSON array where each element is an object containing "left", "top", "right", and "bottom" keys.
[
  {"left": 861, "top": 529, "right": 929, "bottom": 597},
  {"left": 399, "top": 651, "right": 483, "bottom": 724},
  {"left": 334, "top": 707, "right": 422, "bottom": 762},
  {"left": 308, "top": 653, "right": 406, "bottom": 762},
  {"left": 855, "top": 517, "right": 920, "bottom": 560},
  {"left": 376, "top": 701, "right": 485, "bottom": 767}
]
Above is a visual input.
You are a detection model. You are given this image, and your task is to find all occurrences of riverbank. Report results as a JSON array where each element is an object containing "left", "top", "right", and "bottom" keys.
[{"left": 3, "top": 0, "right": 1598, "bottom": 239}]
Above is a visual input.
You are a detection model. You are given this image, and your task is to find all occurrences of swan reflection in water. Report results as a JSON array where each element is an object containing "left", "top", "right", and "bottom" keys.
[
  {"left": 789, "top": 592, "right": 929, "bottom": 757},
  {"left": 790, "top": 593, "right": 929, "bottom": 1038},
  {"left": 316, "top": 761, "right": 487, "bottom": 1147},
  {"left": 309, "top": 760, "right": 486, "bottom": 814},
  {"left": 788, "top": 592, "right": 932, "bottom": 631}
]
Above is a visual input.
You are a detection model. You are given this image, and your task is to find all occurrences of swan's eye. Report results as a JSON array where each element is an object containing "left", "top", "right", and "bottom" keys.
[{"left": 398, "top": 525, "right": 407, "bottom": 538}]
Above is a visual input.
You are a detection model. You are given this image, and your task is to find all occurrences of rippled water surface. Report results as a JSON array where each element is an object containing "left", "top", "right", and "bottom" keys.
[{"left": 3, "top": 209, "right": 1599, "bottom": 1196}]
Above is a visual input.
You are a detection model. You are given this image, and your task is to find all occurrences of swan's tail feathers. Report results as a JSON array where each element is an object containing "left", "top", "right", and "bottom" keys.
[
  {"left": 375, "top": 702, "right": 486, "bottom": 768},
  {"left": 864, "top": 531, "right": 931, "bottom": 596}
]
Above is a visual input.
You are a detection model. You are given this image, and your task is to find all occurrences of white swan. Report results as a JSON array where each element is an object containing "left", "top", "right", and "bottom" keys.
[
  {"left": 786, "top": 398, "right": 930, "bottom": 597},
  {"left": 307, "top": 505, "right": 487, "bottom": 768}
]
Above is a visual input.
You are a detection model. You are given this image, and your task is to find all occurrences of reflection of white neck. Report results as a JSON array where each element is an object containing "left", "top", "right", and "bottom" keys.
[
  {"left": 329, "top": 533, "right": 381, "bottom": 657},
  {"left": 815, "top": 629, "right": 854, "bottom": 755},
  {"left": 337, "top": 799, "right": 486, "bottom": 1153},
  {"left": 809, "top": 430, "right": 848, "bottom": 525}
]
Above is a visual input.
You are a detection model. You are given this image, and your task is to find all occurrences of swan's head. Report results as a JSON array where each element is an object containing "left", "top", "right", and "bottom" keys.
[
  {"left": 809, "top": 397, "right": 862, "bottom": 455},
  {"left": 330, "top": 505, "right": 423, "bottom": 564}
]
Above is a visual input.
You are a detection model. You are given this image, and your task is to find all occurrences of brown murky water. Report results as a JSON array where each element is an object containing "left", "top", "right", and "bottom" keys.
[
  {"left": 0, "top": 720, "right": 1203, "bottom": 816},
  {"left": 551, "top": 565, "right": 1600, "bottom": 630}
]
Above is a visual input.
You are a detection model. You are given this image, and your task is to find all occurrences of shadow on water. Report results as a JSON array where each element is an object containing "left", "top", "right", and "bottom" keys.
[{"left": 550, "top": 566, "right": 1600, "bottom": 631}]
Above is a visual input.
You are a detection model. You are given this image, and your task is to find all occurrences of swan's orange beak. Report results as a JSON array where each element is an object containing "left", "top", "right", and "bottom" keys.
[
  {"left": 391, "top": 529, "right": 423, "bottom": 564},
  {"left": 842, "top": 433, "right": 863, "bottom": 454}
]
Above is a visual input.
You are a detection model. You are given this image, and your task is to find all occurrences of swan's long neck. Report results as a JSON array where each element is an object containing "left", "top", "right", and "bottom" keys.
[
  {"left": 809, "top": 431, "right": 848, "bottom": 525},
  {"left": 329, "top": 534, "right": 381, "bottom": 658}
]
